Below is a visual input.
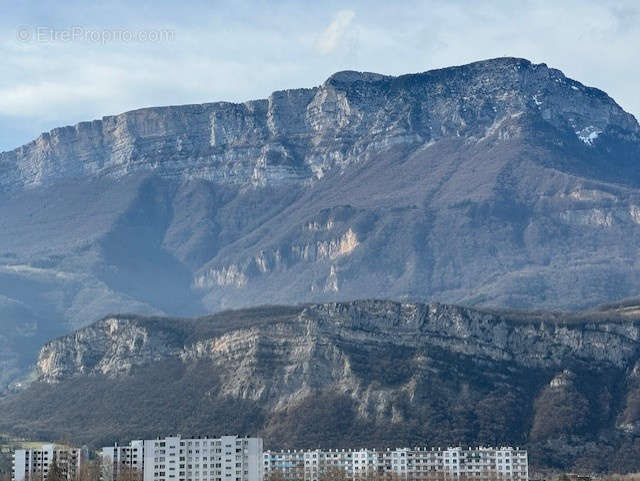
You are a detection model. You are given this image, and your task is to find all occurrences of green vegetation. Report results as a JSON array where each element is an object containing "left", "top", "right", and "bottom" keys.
[
  {"left": 0, "top": 453, "right": 11, "bottom": 481},
  {"left": 0, "top": 354, "right": 639, "bottom": 473},
  {"left": 0, "top": 432, "right": 70, "bottom": 480},
  {"left": 0, "top": 432, "right": 48, "bottom": 453},
  {"left": 2, "top": 302, "right": 640, "bottom": 474}
]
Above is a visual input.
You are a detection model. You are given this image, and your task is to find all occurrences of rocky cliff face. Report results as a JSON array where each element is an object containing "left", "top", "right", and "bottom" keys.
[
  {"left": 36, "top": 301, "right": 640, "bottom": 383},
  {"left": 4, "top": 300, "right": 640, "bottom": 472},
  {"left": 2, "top": 57, "right": 640, "bottom": 391},
  {"left": 1, "top": 58, "right": 637, "bottom": 191}
]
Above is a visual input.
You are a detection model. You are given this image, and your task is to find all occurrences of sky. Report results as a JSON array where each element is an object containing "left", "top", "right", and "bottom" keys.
[{"left": 1, "top": 0, "right": 639, "bottom": 152}]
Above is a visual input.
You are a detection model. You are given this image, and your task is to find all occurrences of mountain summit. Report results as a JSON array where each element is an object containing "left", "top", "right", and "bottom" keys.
[
  {"left": 1, "top": 57, "right": 640, "bottom": 387},
  {"left": 1, "top": 58, "right": 637, "bottom": 190}
]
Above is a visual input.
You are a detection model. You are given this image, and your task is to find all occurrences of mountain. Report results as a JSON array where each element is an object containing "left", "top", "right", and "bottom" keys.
[
  {"left": 2, "top": 57, "right": 640, "bottom": 388},
  {"left": 2, "top": 299, "right": 640, "bottom": 473}
]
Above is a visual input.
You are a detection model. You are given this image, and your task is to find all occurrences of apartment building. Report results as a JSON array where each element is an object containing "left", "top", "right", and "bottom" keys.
[
  {"left": 102, "top": 440, "right": 145, "bottom": 479},
  {"left": 263, "top": 446, "right": 528, "bottom": 481},
  {"left": 101, "top": 436, "right": 263, "bottom": 481},
  {"left": 12, "top": 445, "right": 88, "bottom": 481}
]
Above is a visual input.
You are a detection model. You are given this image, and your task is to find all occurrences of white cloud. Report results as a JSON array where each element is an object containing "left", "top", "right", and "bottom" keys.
[
  {"left": 1, "top": 1, "right": 640, "bottom": 152},
  {"left": 315, "top": 10, "right": 355, "bottom": 55}
]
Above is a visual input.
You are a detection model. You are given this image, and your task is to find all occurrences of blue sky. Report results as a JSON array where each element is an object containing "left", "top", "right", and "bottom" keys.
[{"left": 1, "top": 0, "right": 639, "bottom": 151}]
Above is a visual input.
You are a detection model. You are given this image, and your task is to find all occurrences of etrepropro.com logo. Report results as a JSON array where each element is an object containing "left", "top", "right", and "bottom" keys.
[{"left": 16, "top": 25, "right": 176, "bottom": 43}]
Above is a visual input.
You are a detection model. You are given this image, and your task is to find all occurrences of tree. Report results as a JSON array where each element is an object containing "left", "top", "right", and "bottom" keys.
[
  {"left": 75, "top": 460, "right": 101, "bottom": 481},
  {"left": 27, "top": 470, "right": 44, "bottom": 481},
  {"left": 265, "top": 471, "right": 287, "bottom": 481},
  {"left": 117, "top": 466, "right": 142, "bottom": 481},
  {"left": 47, "top": 458, "right": 64, "bottom": 481},
  {"left": 319, "top": 467, "right": 350, "bottom": 481},
  {"left": 0, "top": 453, "right": 13, "bottom": 481},
  {"left": 100, "top": 456, "right": 114, "bottom": 481}
]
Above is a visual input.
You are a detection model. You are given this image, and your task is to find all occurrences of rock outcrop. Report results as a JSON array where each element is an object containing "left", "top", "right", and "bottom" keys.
[
  {"left": 1, "top": 58, "right": 637, "bottom": 191},
  {"left": 2, "top": 57, "right": 640, "bottom": 391},
  {"left": 3, "top": 300, "right": 640, "bottom": 472},
  {"left": 36, "top": 301, "right": 640, "bottom": 383}
]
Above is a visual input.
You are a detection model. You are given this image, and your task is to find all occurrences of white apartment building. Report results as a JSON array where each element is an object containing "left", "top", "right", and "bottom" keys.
[
  {"left": 263, "top": 446, "right": 528, "bottom": 481},
  {"left": 101, "top": 436, "right": 263, "bottom": 481},
  {"left": 102, "top": 440, "right": 145, "bottom": 479},
  {"left": 12, "top": 444, "right": 88, "bottom": 481}
]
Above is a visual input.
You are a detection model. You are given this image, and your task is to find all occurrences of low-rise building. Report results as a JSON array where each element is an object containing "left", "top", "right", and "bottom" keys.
[
  {"left": 263, "top": 446, "right": 528, "bottom": 481},
  {"left": 12, "top": 444, "right": 88, "bottom": 481}
]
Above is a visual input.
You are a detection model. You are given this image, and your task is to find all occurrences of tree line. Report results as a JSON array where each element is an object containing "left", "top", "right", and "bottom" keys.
[
  {"left": 3, "top": 459, "right": 143, "bottom": 481},
  {"left": 264, "top": 468, "right": 530, "bottom": 481}
]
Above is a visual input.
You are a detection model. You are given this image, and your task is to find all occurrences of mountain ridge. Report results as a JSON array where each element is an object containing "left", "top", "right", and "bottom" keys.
[
  {"left": 3, "top": 56, "right": 640, "bottom": 391},
  {"left": 36, "top": 299, "right": 640, "bottom": 381},
  {"left": 1, "top": 57, "right": 637, "bottom": 191},
  {"left": 3, "top": 299, "right": 640, "bottom": 472}
]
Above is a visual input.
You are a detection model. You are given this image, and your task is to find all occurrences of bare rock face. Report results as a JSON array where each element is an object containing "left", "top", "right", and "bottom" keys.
[
  {"left": 1, "top": 58, "right": 637, "bottom": 191},
  {"left": 2, "top": 57, "right": 640, "bottom": 391},
  {"left": 36, "top": 316, "right": 183, "bottom": 380},
  {"left": 2, "top": 300, "right": 639, "bottom": 472},
  {"left": 36, "top": 300, "right": 640, "bottom": 383}
]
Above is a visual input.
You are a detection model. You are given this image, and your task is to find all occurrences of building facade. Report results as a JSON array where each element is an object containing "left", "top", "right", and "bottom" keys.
[
  {"left": 101, "top": 436, "right": 263, "bottom": 481},
  {"left": 12, "top": 445, "right": 88, "bottom": 481},
  {"left": 263, "top": 446, "right": 528, "bottom": 481},
  {"left": 102, "top": 440, "right": 145, "bottom": 480}
]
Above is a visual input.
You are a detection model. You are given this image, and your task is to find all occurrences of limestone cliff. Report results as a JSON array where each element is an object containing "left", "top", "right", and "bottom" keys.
[
  {"left": 3, "top": 57, "right": 640, "bottom": 392},
  {"left": 1, "top": 58, "right": 636, "bottom": 191},
  {"left": 3, "top": 300, "right": 637, "bottom": 472},
  {"left": 36, "top": 301, "right": 640, "bottom": 383}
]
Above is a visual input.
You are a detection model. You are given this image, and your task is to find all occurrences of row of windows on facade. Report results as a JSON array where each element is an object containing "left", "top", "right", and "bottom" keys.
[
  {"left": 150, "top": 476, "right": 245, "bottom": 480},
  {"left": 263, "top": 458, "right": 527, "bottom": 465},
  {"left": 155, "top": 440, "right": 248, "bottom": 448},
  {"left": 153, "top": 454, "right": 247, "bottom": 460},
  {"left": 264, "top": 474, "right": 527, "bottom": 480},
  {"left": 153, "top": 463, "right": 245, "bottom": 469},
  {"left": 264, "top": 471, "right": 529, "bottom": 477},
  {"left": 149, "top": 474, "right": 242, "bottom": 481},
  {"left": 17, "top": 462, "right": 77, "bottom": 470},
  {"left": 262, "top": 470, "right": 528, "bottom": 481},
  {"left": 264, "top": 472, "right": 527, "bottom": 478},
  {"left": 265, "top": 464, "right": 527, "bottom": 472},
  {"left": 267, "top": 465, "right": 527, "bottom": 470},
  {"left": 266, "top": 459, "right": 526, "bottom": 465},
  {"left": 266, "top": 466, "right": 527, "bottom": 472},
  {"left": 21, "top": 456, "right": 79, "bottom": 461},
  {"left": 155, "top": 448, "right": 245, "bottom": 454},
  {"left": 265, "top": 453, "right": 527, "bottom": 459},
  {"left": 153, "top": 471, "right": 246, "bottom": 476}
]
